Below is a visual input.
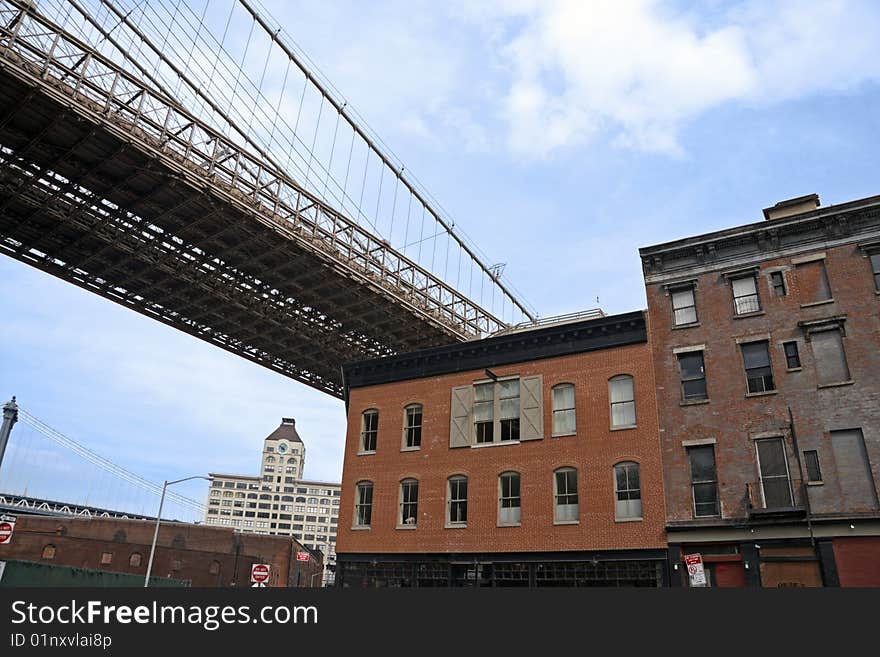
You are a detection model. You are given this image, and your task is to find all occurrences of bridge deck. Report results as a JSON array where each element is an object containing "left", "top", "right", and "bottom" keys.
[{"left": 0, "top": 13, "right": 482, "bottom": 397}]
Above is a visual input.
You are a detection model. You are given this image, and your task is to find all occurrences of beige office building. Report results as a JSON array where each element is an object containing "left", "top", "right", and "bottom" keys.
[{"left": 205, "top": 418, "right": 340, "bottom": 586}]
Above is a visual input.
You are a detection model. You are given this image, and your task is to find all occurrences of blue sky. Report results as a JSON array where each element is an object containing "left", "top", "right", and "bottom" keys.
[{"left": 1, "top": 0, "right": 880, "bottom": 516}]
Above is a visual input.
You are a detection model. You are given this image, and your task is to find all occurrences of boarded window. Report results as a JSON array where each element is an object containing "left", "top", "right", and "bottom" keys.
[
  {"left": 830, "top": 429, "right": 879, "bottom": 511},
  {"left": 796, "top": 259, "right": 832, "bottom": 303},
  {"left": 811, "top": 329, "right": 850, "bottom": 385}
]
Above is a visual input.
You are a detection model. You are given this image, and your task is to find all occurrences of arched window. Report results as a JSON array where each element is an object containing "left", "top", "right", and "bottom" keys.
[
  {"left": 265, "top": 456, "right": 275, "bottom": 464},
  {"left": 609, "top": 375, "right": 636, "bottom": 428},
  {"left": 287, "top": 457, "right": 297, "bottom": 464},
  {"left": 399, "top": 479, "right": 419, "bottom": 526},
  {"left": 354, "top": 481, "right": 373, "bottom": 527},
  {"left": 447, "top": 476, "right": 468, "bottom": 526},
  {"left": 498, "top": 472, "right": 521, "bottom": 525},
  {"left": 129, "top": 552, "right": 142, "bottom": 567},
  {"left": 295, "top": 496, "right": 306, "bottom": 503},
  {"left": 403, "top": 404, "right": 423, "bottom": 449},
  {"left": 41, "top": 544, "right": 56, "bottom": 560},
  {"left": 361, "top": 409, "right": 379, "bottom": 453},
  {"left": 614, "top": 462, "right": 642, "bottom": 520},
  {"left": 209, "top": 560, "right": 221, "bottom": 575},
  {"left": 554, "top": 468, "right": 579, "bottom": 522},
  {"left": 552, "top": 384, "right": 576, "bottom": 436}
]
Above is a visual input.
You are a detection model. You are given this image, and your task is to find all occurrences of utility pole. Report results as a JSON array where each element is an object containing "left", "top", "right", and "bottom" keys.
[{"left": 0, "top": 397, "right": 19, "bottom": 471}]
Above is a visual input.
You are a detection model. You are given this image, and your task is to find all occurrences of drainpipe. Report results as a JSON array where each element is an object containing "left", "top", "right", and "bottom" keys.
[{"left": 788, "top": 406, "right": 815, "bottom": 547}]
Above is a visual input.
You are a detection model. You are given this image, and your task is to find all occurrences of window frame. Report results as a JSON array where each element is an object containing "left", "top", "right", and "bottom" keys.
[
  {"left": 613, "top": 461, "right": 642, "bottom": 521},
  {"left": 740, "top": 340, "right": 775, "bottom": 394},
  {"left": 553, "top": 467, "right": 579, "bottom": 524},
  {"left": 398, "top": 478, "right": 419, "bottom": 527},
  {"left": 472, "top": 376, "right": 522, "bottom": 445},
  {"left": 770, "top": 271, "right": 787, "bottom": 297},
  {"left": 609, "top": 375, "right": 637, "bottom": 429},
  {"left": 498, "top": 471, "right": 522, "bottom": 526},
  {"left": 446, "top": 475, "right": 468, "bottom": 527},
  {"left": 783, "top": 341, "right": 801, "bottom": 370},
  {"left": 803, "top": 450, "right": 823, "bottom": 484},
  {"left": 671, "top": 285, "right": 698, "bottom": 326},
  {"left": 677, "top": 351, "right": 708, "bottom": 401},
  {"left": 755, "top": 437, "right": 794, "bottom": 509},
  {"left": 353, "top": 481, "right": 373, "bottom": 528},
  {"left": 551, "top": 383, "right": 576, "bottom": 437},
  {"left": 687, "top": 445, "right": 720, "bottom": 518},
  {"left": 871, "top": 250, "right": 880, "bottom": 292},
  {"left": 731, "top": 274, "right": 762, "bottom": 315},
  {"left": 402, "top": 403, "right": 423, "bottom": 450},
  {"left": 360, "top": 409, "right": 379, "bottom": 454}
]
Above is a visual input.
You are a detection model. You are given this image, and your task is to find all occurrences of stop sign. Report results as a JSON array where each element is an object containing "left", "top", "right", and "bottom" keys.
[
  {"left": 0, "top": 520, "right": 14, "bottom": 545},
  {"left": 251, "top": 563, "right": 270, "bottom": 583}
]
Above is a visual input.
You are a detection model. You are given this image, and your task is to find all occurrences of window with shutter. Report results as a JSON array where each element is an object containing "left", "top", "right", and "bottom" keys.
[
  {"left": 449, "top": 385, "right": 472, "bottom": 448},
  {"left": 810, "top": 329, "right": 850, "bottom": 385},
  {"left": 796, "top": 259, "right": 833, "bottom": 304},
  {"left": 520, "top": 375, "right": 544, "bottom": 441}
]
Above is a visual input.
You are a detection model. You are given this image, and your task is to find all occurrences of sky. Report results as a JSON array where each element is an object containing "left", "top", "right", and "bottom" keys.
[{"left": 1, "top": 0, "right": 879, "bottom": 516}]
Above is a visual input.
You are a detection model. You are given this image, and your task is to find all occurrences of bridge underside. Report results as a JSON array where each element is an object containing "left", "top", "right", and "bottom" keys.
[{"left": 0, "top": 69, "right": 463, "bottom": 398}]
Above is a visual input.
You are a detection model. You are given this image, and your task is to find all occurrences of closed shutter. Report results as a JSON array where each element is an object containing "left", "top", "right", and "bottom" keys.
[
  {"left": 519, "top": 375, "right": 544, "bottom": 441},
  {"left": 811, "top": 329, "right": 850, "bottom": 385},
  {"left": 450, "top": 385, "right": 473, "bottom": 448}
]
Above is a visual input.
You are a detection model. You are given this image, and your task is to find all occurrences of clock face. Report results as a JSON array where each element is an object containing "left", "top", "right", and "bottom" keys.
[{"left": 277, "top": 441, "right": 289, "bottom": 455}]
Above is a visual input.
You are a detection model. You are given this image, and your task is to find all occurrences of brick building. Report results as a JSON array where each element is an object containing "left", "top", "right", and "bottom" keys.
[
  {"left": 640, "top": 193, "right": 880, "bottom": 587},
  {"left": 335, "top": 310, "right": 669, "bottom": 587},
  {"left": 0, "top": 514, "right": 322, "bottom": 587}
]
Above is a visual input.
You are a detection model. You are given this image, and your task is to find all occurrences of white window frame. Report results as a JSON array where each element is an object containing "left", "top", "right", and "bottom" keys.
[
  {"left": 360, "top": 409, "right": 379, "bottom": 454},
  {"left": 354, "top": 482, "right": 373, "bottom": 528},
  {"left": 671, "top": 286, "right": 698, "bottom": 325},
  {"left": 609, "top": 375, "right": 637, "bottom": 429},
  {"left": 447, "top": 476, "right": 468, "bottom": 527},
  {"left": 498, "top": 471, "right": 522, "bottom": 526},
  {"left": 614, "top": 462, "right": 642, "bottom": 521},
  {"left": 551, "top": 383, "right": 576, "bottom": 437},
  {"left": 398, "top": 479, "right": 419, "bottom": 527},
  {"left": 402, "top": 404, "right": 423, "bottom": 450}
]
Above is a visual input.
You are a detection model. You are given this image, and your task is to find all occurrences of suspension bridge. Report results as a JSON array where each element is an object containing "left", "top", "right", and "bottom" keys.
[
  {"left": 0, "top": 0, "right": 539, "bottom": 398},
  {"left": 0, "top": 397, "right": 206, "bottom": 523}
]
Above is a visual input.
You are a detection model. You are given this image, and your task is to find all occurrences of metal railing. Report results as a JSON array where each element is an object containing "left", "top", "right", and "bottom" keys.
[{"left": 746, "top": 479, "right": 804, "bottom": 512}]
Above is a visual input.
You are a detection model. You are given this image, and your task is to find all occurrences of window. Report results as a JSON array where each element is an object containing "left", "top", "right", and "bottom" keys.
[
  {"left": 265, "top": 456, "right": 275, "bottom": 464},
  {"left": 552, "top": 384, "right": 576, "bottom": 436},
  {"left": 399, "top": 479, "right": 419, "bottom": 526},
  {"left": 499, "top": 472, "right": 521, "bottom": 525},
  {"left": 447, "top": 476, "right": 468, "bottom": 526},
  {"left": 499, "top": 379, "right": 520, "bottom": 441},
  {"left": 811, "top": 329, "right": 850, "bottom": 385},
  {"left": 741, "top": 341, "right": 775, "bottom": 393},
  {"left": 796, "top": 259, "right": 832, "bottom": 304},
  {"left": 554, "top": 468, "right": 579, "bottom": 522},
  {"left": 209, "top": 560, "right": 221, "bottom": 575},
  {"left": 354, "top": 482, "right": 373, "bottom": 527},
  {"left": 804, "top": 450, "right": 822, "bottom": 483},
  {"left": 360, "top": 410, "right": 378, "bottom": 452},
  {"left": 830, "top": 429, "right": 878, "bottom": 511},
  {"left": 755, "top": 438, "right": 793, "bottom": 508},
  {"left": 770, "top": 271, "right": 787, "bottom": 296},
  {"left": 678, "top": 351, "right": 707, "bottom": 401},
  {"left": 871, "top": 252, "right": 880, "bottom": 291},
  {"left": 688, "top": 446, "right": 719, "bottom": 517},
  {"left": 783, "top": 341, "right": 801, "bottom": 369},
  {"left": 731, "top": 275, "right": 761, "bottom": 315},
  {"left": 403, "top": 404, "right": 422, "bottom": 449},
  {"left": 474, "top": 382, "right": 494, "bottom": 443},
  {"left": 101, "top": 552, "right": 113, "bottom": 565},
  {"left": 614, "top": 462, "right": 642, "bottom": 520},
  {"left": 609, "top": 375, "right": 636, "bottom": 427},
  {"left": 671, "top": 286, "right": 698, "bottom": 325},
  {"left": 41, "top": 544, "right": 56, "bottom": 560}
]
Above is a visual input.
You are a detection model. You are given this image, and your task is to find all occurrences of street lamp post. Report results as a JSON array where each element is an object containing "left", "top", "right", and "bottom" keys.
[{"left": 144, "top": 475, "right": 210, "bottom": 587}]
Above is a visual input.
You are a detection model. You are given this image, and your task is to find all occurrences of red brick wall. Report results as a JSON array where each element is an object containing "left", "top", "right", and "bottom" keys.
[
  {"left": 645, "top": 242, "right": 880, "bottom": 522},
  {"left": 833, "top": 536, "right": 880, "bottom": 586},
  {"left": 0, "top": 516, "right": 322, "bottom": 587},
  {"left": 337, "top": 341, "right": 666, "bottom": 555}
]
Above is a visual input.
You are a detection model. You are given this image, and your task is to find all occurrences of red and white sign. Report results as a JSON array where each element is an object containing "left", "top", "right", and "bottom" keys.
[
  {"left": 684, "top": 553, "right": 706, "bottom": 587},
  {"left": 296, "top": 552, "right": 310, "bottom": 562},
  {"left": 0, "top": 516, "right": 15, "bottom": 545},
  {"left": 251, "top": 563, "right": 271, "bottom": 584}
]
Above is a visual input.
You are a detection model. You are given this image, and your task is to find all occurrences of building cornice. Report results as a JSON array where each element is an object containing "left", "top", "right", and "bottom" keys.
[
  {"left": 639, "top": 195, "right": 880, "bottom": 283},
  {"left": 343, "top": 310, "right": 647, "bottom": 390}
]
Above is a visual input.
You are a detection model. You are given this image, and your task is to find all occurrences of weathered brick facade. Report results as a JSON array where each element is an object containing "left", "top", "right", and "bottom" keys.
[
  {"left": 0, "top": 515, "right": 322, "bottom": 587},
  {"left": 640, "top": 193, "right": 880, "bottom": 587},
  {"left": 336, "top": 311, "right": 668, "bottom": 587}
]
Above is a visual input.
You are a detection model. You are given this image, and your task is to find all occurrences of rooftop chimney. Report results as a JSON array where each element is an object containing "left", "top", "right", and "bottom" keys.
[
  {"left": 762, "top": 194, "right": 820, "bottom": 221},
  {"left": 281, "top": 417, "right": 295, "bottom": 426}
]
